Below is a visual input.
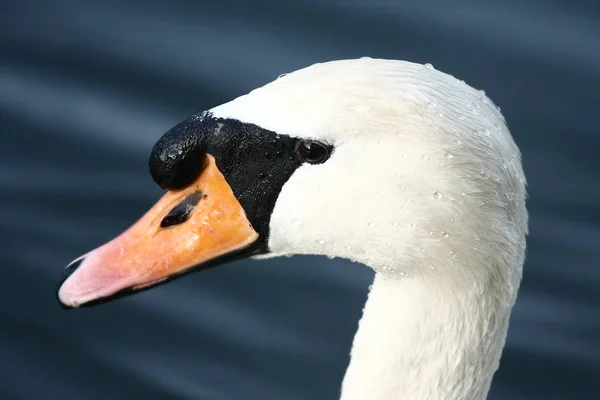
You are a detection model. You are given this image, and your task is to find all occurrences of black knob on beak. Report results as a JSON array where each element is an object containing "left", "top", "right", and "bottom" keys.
[{"left": 149, "top": 112, "right": 211, "bottom": 190}]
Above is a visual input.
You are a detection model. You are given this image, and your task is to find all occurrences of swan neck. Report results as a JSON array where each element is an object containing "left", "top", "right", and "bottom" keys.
[{"left": 340, "top": 271, "right": 514, "bottom": 400}]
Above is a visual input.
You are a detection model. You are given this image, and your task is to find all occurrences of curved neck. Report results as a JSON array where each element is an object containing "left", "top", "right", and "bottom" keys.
[{"left": 340, "top": 271, "right": 514, "bottom": 400}]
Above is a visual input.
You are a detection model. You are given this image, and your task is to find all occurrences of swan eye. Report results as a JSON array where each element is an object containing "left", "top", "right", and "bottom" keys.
[{"left": 295, "top": 140, "right": 331, "bottom": 164}]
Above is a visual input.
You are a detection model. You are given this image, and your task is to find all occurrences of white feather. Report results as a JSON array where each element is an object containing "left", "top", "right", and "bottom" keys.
[{"left": 212, "top": 58, "right": 528, "bottom": 400}]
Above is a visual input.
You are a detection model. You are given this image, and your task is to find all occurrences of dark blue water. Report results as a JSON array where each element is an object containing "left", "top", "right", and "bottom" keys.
[{"left": 1, "top": 1, "right": 599, "bottom": 399}]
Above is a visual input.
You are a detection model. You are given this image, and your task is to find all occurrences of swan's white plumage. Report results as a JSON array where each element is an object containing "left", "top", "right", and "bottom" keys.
[{"left": 212, "top": 58, "right": 528, "bottom": 400}]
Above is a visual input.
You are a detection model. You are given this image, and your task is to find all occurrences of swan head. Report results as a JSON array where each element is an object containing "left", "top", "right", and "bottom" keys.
[{"left": 57, "top": 58, "right": 527, "bottom": 307}]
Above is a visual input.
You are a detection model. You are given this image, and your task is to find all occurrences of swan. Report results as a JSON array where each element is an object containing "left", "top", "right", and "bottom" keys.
[{"left": 57, "top": 58, "right": 528, "bottom": 400}]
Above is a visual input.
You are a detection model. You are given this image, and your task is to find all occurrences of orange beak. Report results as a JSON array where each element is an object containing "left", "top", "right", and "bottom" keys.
[{"left": 58, "top": 155, "right": 259, "bottom": 308}]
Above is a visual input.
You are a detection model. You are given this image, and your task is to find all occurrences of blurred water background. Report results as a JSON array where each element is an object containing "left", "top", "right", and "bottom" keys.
[{"left": 1, "top": 1, "right": 599, "bottom": 399}]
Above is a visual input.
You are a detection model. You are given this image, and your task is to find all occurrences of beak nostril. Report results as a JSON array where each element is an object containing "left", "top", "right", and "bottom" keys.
[
  {"left": 63, "top": 257, "right": 84, "bottom": 279},
  {"left": 161, "top": 191, "right": 203, "bottom": 228}
]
